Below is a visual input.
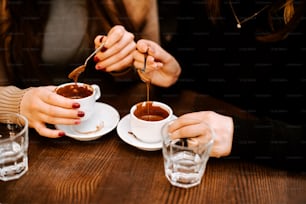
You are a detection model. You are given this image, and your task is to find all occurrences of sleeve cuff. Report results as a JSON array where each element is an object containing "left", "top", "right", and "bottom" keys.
[{"left": 0, "top": 86, "right": 30, "bottom": 114}]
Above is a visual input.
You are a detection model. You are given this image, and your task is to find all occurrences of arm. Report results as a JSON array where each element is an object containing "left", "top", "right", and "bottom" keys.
[
  {"left": 232, "top": 116, "right": 306, "bottom": 170},
  {"left": 0, "top": 85, "right": 87, "bottom": 138},
  {"left": 0, "top": 86, "right": 29, "bottom": 113},
  {"left": 168, "top": 111, "right": 306, "bottom": 170}
]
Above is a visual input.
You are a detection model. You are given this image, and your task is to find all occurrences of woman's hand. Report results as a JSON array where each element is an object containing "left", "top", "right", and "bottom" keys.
[
  {"left": 20, "top": 86, "right": 84, "bottom": 138},
  {"left": 93, "top": 25, "right": 136, "bottom": 72},
  {"left": 168, "top": 111, "right": 234, "bottom": 158},
  {"left": 133, "top": 39, "right": 181, "bottom": 87}
]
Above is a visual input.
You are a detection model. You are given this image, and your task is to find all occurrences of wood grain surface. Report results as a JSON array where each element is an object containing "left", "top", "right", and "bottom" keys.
[{"left": 1, "top": 84, "right": 305, "bottom": 204}]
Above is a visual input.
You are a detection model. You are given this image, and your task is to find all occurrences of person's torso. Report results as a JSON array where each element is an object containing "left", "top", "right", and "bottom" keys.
[{"left": 170, "top": 1, "right": 306, "bottom": 123}]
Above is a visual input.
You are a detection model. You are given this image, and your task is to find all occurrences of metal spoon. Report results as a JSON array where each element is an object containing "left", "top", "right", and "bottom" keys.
[
  {"left": 136, "top": 48, "right": 149, "bottom": 82},
  {"left": 68, "top": 42, "right": 105, "bottom": 82},
  {"left": 140, "top": 48, "right": 149, "bottom": 73}
]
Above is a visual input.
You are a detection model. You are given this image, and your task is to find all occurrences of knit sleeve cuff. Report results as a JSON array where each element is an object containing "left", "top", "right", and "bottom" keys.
[
  {"left": 230, "top": 116, "right": 259, "bottom": 157},
  {"left": 0, "top": 86, "right": 31, "bottom": 114}
]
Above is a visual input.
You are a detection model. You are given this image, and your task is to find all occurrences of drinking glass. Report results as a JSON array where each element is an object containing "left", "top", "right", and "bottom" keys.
[
  {"left": 0, "top": 113, "right": 29, "bottom": 181},
  {"left": 161, "top": 121, "right": 214, "bottom": 188}
]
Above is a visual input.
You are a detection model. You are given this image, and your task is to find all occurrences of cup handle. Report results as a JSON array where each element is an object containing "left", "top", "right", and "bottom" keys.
[{"left": 91, "top": 84, "right": 101, "bottom": 100}]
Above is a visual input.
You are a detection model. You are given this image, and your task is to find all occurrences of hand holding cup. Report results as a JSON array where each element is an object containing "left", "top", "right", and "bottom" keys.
[{"left": 55, "top": 82, "right": 101, "bottom": 121}]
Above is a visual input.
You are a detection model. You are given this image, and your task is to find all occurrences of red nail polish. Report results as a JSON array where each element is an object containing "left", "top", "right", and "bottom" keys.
[
  {"left": 101, "top": 46, "right": 107, "bottom": 52},
  {"left": 77, "top": 111, "right": 85, "bottom": 117},
  {"left": 94, "top": 56, "right": 99, "bottom": 63},
  {"left": 58, "top": 132, "right": 65, "bottom": 137},
  {"left": 95, "top": 65, "right": 105, "bottom": 70},
  {"left": 72, "top": 103, "right": 80, "bottom": 109}
]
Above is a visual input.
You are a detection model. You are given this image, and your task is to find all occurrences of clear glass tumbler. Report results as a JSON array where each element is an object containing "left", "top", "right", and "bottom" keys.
[
  {"left": 0, "top": 113, "right": 29, "bottom": 181},
  {"left": 161, "top": 121, "right": 214, "bottom": 188}
]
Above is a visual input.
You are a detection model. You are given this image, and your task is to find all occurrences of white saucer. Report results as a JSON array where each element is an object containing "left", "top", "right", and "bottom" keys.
[
  {"left": 55, "top": 102, "right": 120, "bottom": 141},
  {"left": 116, "top": 114, "right": 177, "bottom": 151}
]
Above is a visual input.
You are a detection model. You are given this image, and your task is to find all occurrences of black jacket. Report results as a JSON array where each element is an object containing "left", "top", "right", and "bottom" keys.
[{"left": 160, "top": 0, "right": 306, "bottom": 170}]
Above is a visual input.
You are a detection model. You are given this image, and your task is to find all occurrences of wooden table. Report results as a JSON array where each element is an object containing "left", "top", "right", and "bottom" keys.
[{"left": 1, "top": 83, "right": 306, "bottom": 204}]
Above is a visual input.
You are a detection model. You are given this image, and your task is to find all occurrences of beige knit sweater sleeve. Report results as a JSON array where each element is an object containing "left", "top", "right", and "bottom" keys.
[
  {"left": 0, "top": 86, "right": 29, "bottom": 114},
  {"left": 0, "top": 57, "right": 29, "bottom": 114}
]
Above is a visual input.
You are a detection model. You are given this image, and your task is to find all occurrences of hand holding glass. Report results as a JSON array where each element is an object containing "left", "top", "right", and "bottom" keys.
[{"left": 161, "top": 121, "right": 214, "bottom": 188}]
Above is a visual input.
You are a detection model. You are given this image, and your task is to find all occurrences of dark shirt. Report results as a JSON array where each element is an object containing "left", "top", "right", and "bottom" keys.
[{"left": 160, "top": 0, "right": 306, "bottom": 170}]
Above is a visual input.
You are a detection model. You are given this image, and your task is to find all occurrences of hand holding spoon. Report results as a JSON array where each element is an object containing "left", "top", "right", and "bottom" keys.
[
  {"left": 136, "top": 48, "right": 149, "bottom": 83},
  {"left": 68, "top": 41, "right": 105, "bottom": 82},
  {"left": 136, "top": 48, "right": 151, "bottom": 101}
]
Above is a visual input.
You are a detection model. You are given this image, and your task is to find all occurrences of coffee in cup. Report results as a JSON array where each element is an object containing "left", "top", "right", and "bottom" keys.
[
  {"left": 55, "top": 82, "right": 101, "bottom": 121},
  {"left": 130, "top": 101, "right": 173, "bottom": 143},
  {"left": 56, "top": 83, "right": 93, "bottom": 99},
  {"left": 133, "top": 101, "right": 169, "bottom": 121}
]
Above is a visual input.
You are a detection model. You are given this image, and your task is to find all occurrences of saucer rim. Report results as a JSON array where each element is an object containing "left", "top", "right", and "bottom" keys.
[
  {"left": 116, "top": 114, "right": 176, "bottom": 151},
  {"left": 55, "top": 102, "right": 119, "bottom": 141}
]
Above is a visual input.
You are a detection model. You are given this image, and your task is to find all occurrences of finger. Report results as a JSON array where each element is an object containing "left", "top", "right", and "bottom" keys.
[
  {"left": 38, "top": 104, "right": 82, "bottom": 120},
  {"left": 105, "top": 25, "right": 130, "bottom": 48},
  {"left": 39, "top": 112, "right": 81, "bottom": 126},
  {"left": 45, "top": 87, "right": 78, "bottom": 109},
  {"left": 102, "top": 54, "right": 134, "bottom": 72},
  {"left": 133, "top": 56, "right": 158, "bottom": 72},
  {"left": 29, "top": 90, "right": 83, "bottom": 121},
  {"left": 170, "top": 122, "right": 204, "bottom": 139},
  {"left": 99, "top": 39, "right": 135, "bottom": 67},
  {"left": 136, "top": 39, "right": 149, "bottom": 53},
  {"left": 94, "top": 35, "right": 105, "bottom": 47},
  {"left": 143, "top": 55, "right": 156, "bottom": 65},
  {"left": 133, "top": 50, "right": 155, "bottom": 66},
  {"left": 95, "top": 33, "right": 135, "bottom": 62},
  {"left": 155, "top": 62, "right": 164, "bottom": 69},
  {"left": 93, "top": 35, "right": 107, "bottom": 56},
  {"left": 27, "top": 97, "right": 81, "bottom": 123},
  {"left": 168, "top": 116, "right": 202, "bottom": 133},
  {"left": 133, "top": 49, "right": 146, "bottom": 62},
  {"left": 187, "top": 137, "right": 214, "bottom": 155},
  {"left": 136, "top": 39, "right": 156, "bottom": 55},
  {"left": 33, "top": 122, "right": 65, "bottom": 138},
  {"left": 95, "top": 41, "right": 135, "bottom": 71},
  {"left": 27, "top": 104, "right": 81, "bottom": 127}
]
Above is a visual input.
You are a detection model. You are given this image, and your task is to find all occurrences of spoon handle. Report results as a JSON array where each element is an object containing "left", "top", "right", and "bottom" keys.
[
  {"left": 141, "top": 48, "right": 149, "bottom": 72},
  {"left": 84, "top": 42, "right": 105, "bottom": 66}
]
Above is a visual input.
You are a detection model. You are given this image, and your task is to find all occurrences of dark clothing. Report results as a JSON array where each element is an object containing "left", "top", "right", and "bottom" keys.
[{"left": 161, "top": 0, "right": 306, "bottom": 170}]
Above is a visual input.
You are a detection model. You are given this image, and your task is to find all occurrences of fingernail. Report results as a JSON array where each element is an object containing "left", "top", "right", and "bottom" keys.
[
  {"left": 101, "top": 46, "right": 107, "bottom": 52},
  {"left": 72, "top": 103, "right": 80, "bottom": 109},
  {"left": 99, "top": 36, "right": 107, "bottom": 51},
  {"left": 95, "top": 65, "right": 105, "bottom": 70},
  {"left": 75, "top": 120, "right": 81, "bottom": 125},
  {"left": 58, "top": 132, "right": 65, "bottom": 137},
  {"left": 99, "top": 35, "right": 104, "bottom": 42},
  {"left": 77, "top": 111, "right": 85, "bottom": 117},
  {"left": 93, "top": 56, "right": 99, "bottom": 63}
]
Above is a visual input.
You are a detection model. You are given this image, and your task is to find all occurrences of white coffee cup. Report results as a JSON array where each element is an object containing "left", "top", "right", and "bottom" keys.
[
  {"left": 130, "top": 101, "right": 173, "bottom": 143},
  {"left": 55, "top": 82, "right": 101, "bottom": 121}
]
